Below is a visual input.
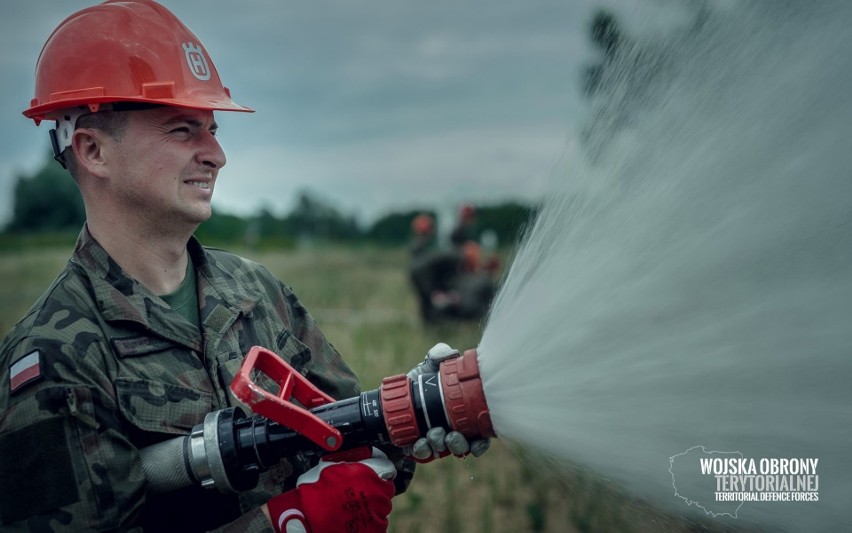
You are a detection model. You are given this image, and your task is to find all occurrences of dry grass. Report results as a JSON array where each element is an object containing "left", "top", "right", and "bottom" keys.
[
  {"left": 0, "top": 244, "right": 744, "bottom": 532},
  {"left": 0, "top": 246, "right": 71, "bottom": 334}
]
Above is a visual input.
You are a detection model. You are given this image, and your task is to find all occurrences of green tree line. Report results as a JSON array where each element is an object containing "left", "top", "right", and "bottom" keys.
[{"left": 4, "top": 152, "right": 535, "bottom": 248}]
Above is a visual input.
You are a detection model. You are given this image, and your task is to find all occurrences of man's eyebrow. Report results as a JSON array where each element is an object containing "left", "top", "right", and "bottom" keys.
[{"left": 163, "top": 115, "right": 218, "bottom": 130}]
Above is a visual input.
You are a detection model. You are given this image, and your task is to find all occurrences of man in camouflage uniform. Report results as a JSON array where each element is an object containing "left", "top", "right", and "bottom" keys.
[
  {"left": 0, "top": 1, "right": 411, "bottom": 531},
  {"left": 0, "top": 227, "right": 363, "bottom": 531}
]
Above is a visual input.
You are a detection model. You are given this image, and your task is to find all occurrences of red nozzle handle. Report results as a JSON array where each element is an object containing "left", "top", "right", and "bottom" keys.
[{"left": 230, "top": 346, "right": 344, "bottom": 451}]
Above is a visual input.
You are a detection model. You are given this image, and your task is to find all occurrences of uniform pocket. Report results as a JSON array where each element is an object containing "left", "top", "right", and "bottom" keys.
[
  {"left": 214, "top": 330, "right": 313, "bottom": 396},
  {"left": 274, "top": 330, "right": 312, "bottom": 374},
  {"left": 0, "top": 385, "right": 143, "bottom": 528},
  {"left": 0, "top": 393, "right": 79, "bottom": 524},
  {"left": 115, "top": 378, "right": 211, "bottom": 434}
]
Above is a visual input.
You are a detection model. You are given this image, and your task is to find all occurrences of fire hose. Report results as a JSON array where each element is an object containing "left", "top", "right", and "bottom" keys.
[{"left": 139, "top": 346, "right": 495, "bottom": 494}]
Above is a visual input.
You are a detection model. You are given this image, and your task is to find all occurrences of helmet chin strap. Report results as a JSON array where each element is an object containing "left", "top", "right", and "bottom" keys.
[
  {"left": 49, "top": 107, "right": 89, "bottom": 169},
  {"left": 48, "top": 102, "right": 166, "bottom": 168}
]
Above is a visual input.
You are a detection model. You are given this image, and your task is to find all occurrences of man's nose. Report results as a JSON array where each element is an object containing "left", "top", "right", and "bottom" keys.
[{"left": 198, "top": 130, "right": 226, "bottom": 169}]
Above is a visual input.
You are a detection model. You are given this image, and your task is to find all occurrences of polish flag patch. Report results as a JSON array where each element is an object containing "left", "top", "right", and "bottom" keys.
[{"left": 10, "top": 350, "right": 42, "bottom": 394}]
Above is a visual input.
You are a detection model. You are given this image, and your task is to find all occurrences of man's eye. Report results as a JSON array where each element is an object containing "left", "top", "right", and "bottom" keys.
[
  {"left": 170, "top": 127, "right": 190, "bottom": 134},
  {"left": 209, "top": 130, "right": 218, "bottom": 137}
]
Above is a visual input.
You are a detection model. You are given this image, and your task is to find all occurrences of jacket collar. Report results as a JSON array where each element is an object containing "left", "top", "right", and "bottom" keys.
[{"left": 70, "top": 225, "right": 260, "bottom": 350}]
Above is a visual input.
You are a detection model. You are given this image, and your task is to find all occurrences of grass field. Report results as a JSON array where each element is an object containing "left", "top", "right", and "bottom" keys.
[{"left": 0, "top": 243, "right": 740, "bottom": 532}]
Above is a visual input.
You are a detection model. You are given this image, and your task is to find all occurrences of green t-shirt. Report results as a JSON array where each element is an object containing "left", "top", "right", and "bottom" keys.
[{"left": 160, "top": 257, "right": 199, "bottom": 328}]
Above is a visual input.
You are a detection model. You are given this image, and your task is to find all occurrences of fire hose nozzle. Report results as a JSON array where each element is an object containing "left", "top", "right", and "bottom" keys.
[
  {"left": 232, "top": 345, "right": 496, "bottom": 450},
  {"left": 140, "top": 345, "right": 496, "bottom": 495},
  {"left": 438, "top": 348, "right": 496, "bottom": 441},
  {"left": 380, "top": 348, "right": 495, "bottom": 448}
]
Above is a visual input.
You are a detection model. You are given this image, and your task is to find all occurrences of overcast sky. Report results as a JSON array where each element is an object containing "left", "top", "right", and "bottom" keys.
[{"left": 0, "top": 0, "right": 656, "bottom": 227}]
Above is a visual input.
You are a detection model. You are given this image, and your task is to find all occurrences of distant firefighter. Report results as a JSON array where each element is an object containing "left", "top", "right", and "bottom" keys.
[
  {"left": 450, "top": 203, "right": 478, "bottom": 247},
  {"left": 409, "top": 213, "right": 437, "bottom": 257},
  {"left": 408, "top": 210, "right": 497, "bottom": 323}
]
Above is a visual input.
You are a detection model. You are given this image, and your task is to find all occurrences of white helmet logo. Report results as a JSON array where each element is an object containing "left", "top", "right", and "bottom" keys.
[{"left": 182, "top": 42, "right": 211, "bottom": 81}]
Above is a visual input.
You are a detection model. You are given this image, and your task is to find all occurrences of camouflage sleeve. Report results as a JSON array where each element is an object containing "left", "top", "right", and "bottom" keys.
[
  {"left": 279, "top": 282, "right": 361, "bottom": 400},
  {"left": 0, "top": 332, "right": 302, "bottom": 533},
  {"left": 0, "top": 334, "right": 145, "bottom": 531}
]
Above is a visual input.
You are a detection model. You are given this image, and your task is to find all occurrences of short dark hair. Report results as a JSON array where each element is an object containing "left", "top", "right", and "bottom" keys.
[{"left": 63, "top": 111, "right": 129, "bottom": 180}]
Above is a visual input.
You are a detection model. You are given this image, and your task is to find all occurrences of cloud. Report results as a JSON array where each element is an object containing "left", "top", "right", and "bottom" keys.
[
  {"left": 0, "top": 0, "right": 605, "bottom": 225},
  {"left": 213, "top": 122, "right": 572, "bottom": 224}
]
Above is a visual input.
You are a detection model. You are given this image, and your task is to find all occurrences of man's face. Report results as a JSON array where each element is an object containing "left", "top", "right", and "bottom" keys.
[{"left": 106, "top": 106, "right": 226, "bottom": 228}]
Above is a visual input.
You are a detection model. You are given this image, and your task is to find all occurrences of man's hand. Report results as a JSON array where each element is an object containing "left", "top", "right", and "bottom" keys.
[
  {"left": 406, "top": 426, "right": 491, "bottom": 461},
  {"left": 265, "top": 447, "right": 396, "bottom": 533},
  {"left": 406, "top": 343, "right": 492, "bottom": 462},
  {"left": 406, "top": 342, "right": 459, "bottom": 380}
]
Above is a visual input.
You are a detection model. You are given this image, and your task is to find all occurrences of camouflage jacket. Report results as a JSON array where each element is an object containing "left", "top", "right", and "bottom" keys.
[{"left": 0, "top": 227, "right": 360, "bottom": 532}]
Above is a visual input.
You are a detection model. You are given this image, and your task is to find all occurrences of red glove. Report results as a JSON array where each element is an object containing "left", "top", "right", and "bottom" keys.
[{"left": 267, "top": 447, "right": 396, "bottom": 533}]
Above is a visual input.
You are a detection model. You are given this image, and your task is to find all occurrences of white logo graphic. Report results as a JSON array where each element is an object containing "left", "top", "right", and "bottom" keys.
[
  {"left": 182, "top": 42, "right": 211, "bottom": 81},
  {"left": 669, "top": 445, "right": 820, "bottom": 520},
  {"left": 670, "top": 445, "right": 745, "bottom": 518}
]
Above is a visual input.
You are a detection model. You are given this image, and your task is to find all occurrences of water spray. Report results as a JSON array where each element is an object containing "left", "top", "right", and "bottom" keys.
[
  {"left": 140, "top": 346, "right": 495, "bottom": 493},
  {"left": 473, "top": 2, "right": 852, "bottom": 530}
]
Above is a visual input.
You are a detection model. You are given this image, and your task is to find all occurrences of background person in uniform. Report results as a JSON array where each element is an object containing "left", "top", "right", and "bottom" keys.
[
  {"left": 0, "top": 2, "right": 485, "bottom": 531},
  {"left": 408, "top": 213, "right": 461, "bottom": 322},
  {"left": 450, "top": 203, "right": 479, "bottom": 247},
  {"left": 408, "top": 210, "right": 497, "bottom": 323}
]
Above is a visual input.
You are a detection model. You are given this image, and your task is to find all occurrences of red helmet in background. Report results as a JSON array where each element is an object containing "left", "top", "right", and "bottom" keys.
[
  {"left": 459, "top": 203, "right": 477, "bottom": 223},
  {"left": 23, "top": 0, "right": 252, "bottom": 124},
  {"left": 412, "top": 213, "right": 435, "bottom": 235}
]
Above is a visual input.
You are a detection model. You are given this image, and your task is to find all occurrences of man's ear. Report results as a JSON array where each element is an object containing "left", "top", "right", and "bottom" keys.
[{"left": 71, "top": 128, "right": 110, "bottom": 179}]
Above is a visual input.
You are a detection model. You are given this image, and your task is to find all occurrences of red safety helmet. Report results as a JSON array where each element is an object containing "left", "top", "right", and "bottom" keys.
[
  {"left": 23, "top": 0, "right": 252, "bottom": 124},
  {"left": 412, "top": 213, "right": 435, "bottom": 235},
  {"left": 459, "top": 203, "right": 477, "bottom": 222}
]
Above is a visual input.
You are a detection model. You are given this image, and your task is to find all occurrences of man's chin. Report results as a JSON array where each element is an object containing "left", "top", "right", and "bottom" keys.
[{"left": 178, "top": 205, "right": 213, "bottom": 228}]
